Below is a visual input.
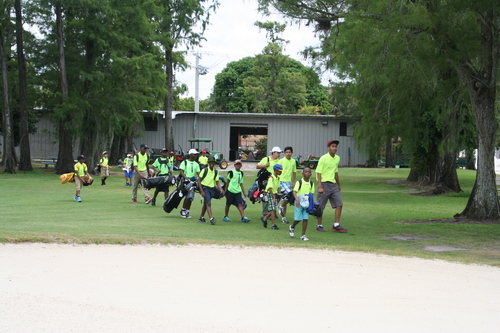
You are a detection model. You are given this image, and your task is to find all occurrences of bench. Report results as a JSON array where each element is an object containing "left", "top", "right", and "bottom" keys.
[
  {"left": 41, "top": 156, "right": 58, "bottom": 169},
  {"left": 41, "top": 161, "right": 56, "bottom": 169}
]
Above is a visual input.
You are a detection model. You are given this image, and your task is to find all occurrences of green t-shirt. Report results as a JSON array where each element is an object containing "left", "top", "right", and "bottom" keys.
[
  {"left": 265, "top": 174, "right": 281, "bottom": 193},
  {"left": 227, "top": 170, "right": 244, "bottom": 193},
  {"left": 74, "top": 162, "right": 87, "bottom": 177},
  {"left": 278, "top": 157, "right": 296, "bottom": 182},
  {"left": 316, "top": 153, "right": 340, "bottom": 183},
  {"left": 200, "top": 167, "right": 218, "bottom": 188},
  {"left": 133, "top": 153, "right": 149, "bottom": 172},
  {"left": 198, "top": 155, "right": 208, "bottom": 165},
  {"left": 293, "top": 179, "right": 315, "bottom": 195},
  {"left": 258, "top": 156, "right": 280, "bottom": 173},
  {"left": 153, "top": 157, "right": 171, "bottom": 175},
  {"left": 100, "top": 156, "right": 109, "bottom": 167},
  {"left": 181, "top": 160, "right": 201, "bottom": 178}
]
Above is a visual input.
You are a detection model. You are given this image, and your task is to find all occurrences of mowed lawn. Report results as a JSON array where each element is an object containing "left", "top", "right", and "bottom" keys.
[{"left": 1, "top": 166, "right": 499, "bottom": 266}]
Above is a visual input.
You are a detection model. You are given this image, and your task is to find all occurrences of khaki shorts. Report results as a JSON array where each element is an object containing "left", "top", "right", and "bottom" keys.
[{"left": 100, "top": 167, "right": 109, "bottom": 177}]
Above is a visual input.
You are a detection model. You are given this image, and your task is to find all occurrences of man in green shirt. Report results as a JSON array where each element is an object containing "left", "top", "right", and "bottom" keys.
[
  {"left": 256, "top": 146, "right": 282, "bottom": 218},
  {"left": 315, "top": 140, "right": 347, "bottom": 233},
  {"left": 132, "top": 144, "right": 152, "bottom": 204},
  {"left": 198, "top": 156, "right": 223, "bottom": 225}
]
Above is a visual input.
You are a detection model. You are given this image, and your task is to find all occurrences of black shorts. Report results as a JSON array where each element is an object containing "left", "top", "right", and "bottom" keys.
[{"left": 226, "top": 191, "right": 243, "bottom": 206}]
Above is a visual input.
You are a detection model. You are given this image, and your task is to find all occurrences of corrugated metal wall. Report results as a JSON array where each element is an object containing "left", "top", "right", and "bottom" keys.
[{"left": 6, "top": 112, "right": 368, "bottom": 166}]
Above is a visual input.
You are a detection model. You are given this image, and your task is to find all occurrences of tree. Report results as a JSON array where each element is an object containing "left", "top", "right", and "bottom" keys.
[
  {"left": 0, "top": 1, "right": 16, "bottom": 173},
  {"left": 209, "top": 22, "right": 330, "bottom": 114},
  {"left": 153, "top": 0, "right": 218, "bottom": 152},
  {"left": 259, "top": 0, "right": 499, "bottom": 219},
  {"left": 14, "top": 0, "right": 32, "bottom": 171}
]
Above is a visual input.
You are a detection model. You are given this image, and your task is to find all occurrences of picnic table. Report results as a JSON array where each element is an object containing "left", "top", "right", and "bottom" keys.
[{"left": 41, "top": 156, "right": 57, "bottom": 169}]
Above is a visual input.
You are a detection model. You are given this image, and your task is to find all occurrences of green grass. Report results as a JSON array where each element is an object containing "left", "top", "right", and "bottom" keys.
[{"left": 1, "top": 167, "right": 499, "bottom": 267}]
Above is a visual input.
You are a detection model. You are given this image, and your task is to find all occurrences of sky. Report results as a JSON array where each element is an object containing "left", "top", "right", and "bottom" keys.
[{"left": 174, "top": 0, "right": 330, "bottom": 100}]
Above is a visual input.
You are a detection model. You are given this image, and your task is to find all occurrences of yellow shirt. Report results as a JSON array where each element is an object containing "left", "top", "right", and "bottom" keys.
[
  {"left": 198, "top": 155, "right": 208, "bottom": 165},
  {"left": 265, "top": 174, "right": 281, "bottom": 193},
  {"left": 200, "top": 167, "right": 218, "bottom": 188},
  {"left": 278, "top": 157, "right": 296, "bottom": 182},
  {"left": 134, "top": 153, "right": 149, "bottom": 172},
  {"left": 258, "top": 156, "right": 280, "bottom": 173},
  {"left": 316, "top": 153, "right": 340, "bottom": 183},
  {"left": 74, "top": 162, "right": 87, "bottom": 177}
]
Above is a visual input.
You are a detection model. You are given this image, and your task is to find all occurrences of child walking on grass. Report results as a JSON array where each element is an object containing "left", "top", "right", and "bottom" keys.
[{"left": 289, "top": 167, "right": 315, "bottom": 241}]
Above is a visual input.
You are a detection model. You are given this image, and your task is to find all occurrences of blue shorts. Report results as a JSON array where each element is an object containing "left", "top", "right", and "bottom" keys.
[
  {"left": 202, "top": 186, "right": 215, "bottom": 204},
  {"left": 294, "top": 205, "right": 309, "bottom": 221},
  {"left": 226, "top": 191, "right": 243, "bottom": 206},
  {"left": 124, "top": 170, "right": 134, "bottom": 178}
]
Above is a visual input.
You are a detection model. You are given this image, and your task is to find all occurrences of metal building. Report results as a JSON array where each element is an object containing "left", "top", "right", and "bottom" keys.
[{"left": 142, "top": 112, "right": 369, "bottom": 167}]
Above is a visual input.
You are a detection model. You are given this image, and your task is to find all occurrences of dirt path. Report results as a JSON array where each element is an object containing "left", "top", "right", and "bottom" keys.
[{"left": 1, "top": 243, "right": 499, "bottom": 332}]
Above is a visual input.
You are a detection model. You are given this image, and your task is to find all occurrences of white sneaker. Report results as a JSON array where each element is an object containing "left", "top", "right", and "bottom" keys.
[
  {"left": 281, "top": 217, "right": 289, "bottom": 224},
  {"left": 288, "top": 225, "right": 294, "bottom": 237},
  {"left": 278, "top": 205, "right": 284, "bottom": 217},
  {"left": 300, "top": 235, "right": 309, "bottom": 241}
]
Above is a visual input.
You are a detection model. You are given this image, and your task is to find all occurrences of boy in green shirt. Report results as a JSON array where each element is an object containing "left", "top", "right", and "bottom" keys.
[
  {"left": 179, "top": 149, "right": 201, "bottom": 219},
  {"left": 261, "top": 164, "right": 284, "bottom": 230},
  {"left": 74, "top": 155, "right": 91, "bottom": 202},
  {"left": 151, "top": 148, "right": 173, "bottom": 206},
  {"left": 289, "top": 167, "right": 315, "bottom": 241},
  {"left": 198, "top": 156, "right": 223, "bottom": 225},
  {"left": 278, "top": 146, "right": 297, "bottom": 223},
  {"left": 223, "top": 160, "right": 250, "bottom": 223},
  {"left": 99, "top": 151, "right": 111, "bottom": 186}
]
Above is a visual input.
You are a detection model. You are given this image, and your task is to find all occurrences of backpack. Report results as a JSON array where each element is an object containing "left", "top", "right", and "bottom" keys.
[
  {"left": 297, "top": 179, "right": 314, "bottom": 192},
  {"left": 200, "top": 167, "right": 218, "bottom": 182},
  {"left": 95, "top": 164, "right": 101, "bottom": 173}
]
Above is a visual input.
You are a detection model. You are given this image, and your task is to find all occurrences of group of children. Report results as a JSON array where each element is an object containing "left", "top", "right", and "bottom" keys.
[{"left": 72, "top": 139, "right": 346, "bottom": 242}]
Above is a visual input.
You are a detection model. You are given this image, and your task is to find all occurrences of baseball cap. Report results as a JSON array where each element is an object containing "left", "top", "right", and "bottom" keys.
[
  {"left": 126, "top": 154, "right": 132, "bottom": 157},
  {"left": 140, "top": 144, "right": 149, "bottom": 149},
  {"left": 234, "top": 159, "right": 242, "bottom": 165},
  {"left": 202, "top": 150, "right": 207, "bottom": 154},
  {"left": 270, "top": 146, "right": 282, "bottom": 153},
  {"left": 77, "top": 155, "right": 86, "bottom": 160},
  {"left": 207, "top": 155, "right": 216, "bottom": 163},
  {"left": 102, "top": 151, "right": 107, "bottom": 155},
  {"left": 161, "top": 148, "right": 168, "bottom": 152},
  {"left": 273, "top": 164, "right": 285, "bottom": 171},
  {"left": 188, "top": 149, "right": 198, "bottom": 155},
  {"left": 327, "top": 140, "right": 339, "bottom": 147}
]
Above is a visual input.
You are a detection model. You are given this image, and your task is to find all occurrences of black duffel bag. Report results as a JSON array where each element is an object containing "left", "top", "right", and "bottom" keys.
[{"left": 144, "top": 175, "right": 176, "bottom": 189}]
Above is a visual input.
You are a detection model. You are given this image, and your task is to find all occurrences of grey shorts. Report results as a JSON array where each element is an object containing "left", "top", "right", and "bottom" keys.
[{"left": 317, "top": 182, "right": 343, "bottom": 209}]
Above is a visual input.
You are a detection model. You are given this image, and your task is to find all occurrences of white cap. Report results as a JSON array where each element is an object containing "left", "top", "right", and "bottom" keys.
[
  {"left": 188, "top": 149, "right": 198, "bottom": 155},
  {"left": 270, "top": 146, "right": 282, "bottom": 153}
]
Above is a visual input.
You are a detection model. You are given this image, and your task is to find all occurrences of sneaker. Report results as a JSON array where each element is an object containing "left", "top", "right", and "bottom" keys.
[
  {"left": 198, "top": 217, "right": 207, "bottom": 223},
  {"left": 145, "top": 198, "right": 152, "bottom": 204},
  {"left": 74, "top": 196, "right": 81, "bottom": 202},
  {"left": 332, "top": 225, "right": 348, "bottom": 233},
  {"left": 223, "top": 216, "right": 231, "bottom": 222},
  {"left": 271, "top": 224, "right": 279, "bottom": 230},
  {"left": 180, "top": 209, "right": 187, "bottom": 218},
  {"left": 210, "top": 217, "right": 216, "bottom": 225},
  {"left": 261, "top": 217, "right": 268, "bottom": 228},
  {"left": 151, "top": 199, "right": 156, "bottom": 206},
  {"left": 241, "top": 217, "right": 250, "bottom": 223},
  {"left": 132, "top": 199, "right": 138, "bottom": 203},
  {"left": 278, "top": 205, "right": 284, "bottom": 217},
  {"left": 300, "top": 235, "right": 309, "bottom": 241},
  {"left": 281, "top": 217, "right": 289, "bottom": 224},
  {"left": 288, "top": 225, "right": 295, "bottom": 237},
  {"left": 316, "top": 225, "right": 326, "bottom": 232}
]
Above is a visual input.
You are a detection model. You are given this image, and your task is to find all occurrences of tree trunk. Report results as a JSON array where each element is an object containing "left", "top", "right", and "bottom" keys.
[
  {"left": 55, "top": 2, "right": 74, "bottom": 174},
  {"left": 164, "top": 47, "right": 175, "bottom": 152},
  {"left": 385, "top": 140, "right": 393, "bottom": 168},
  {"left": 0, "top": 29, "right": 16, "bottom": 173},
  {"left": 457, "top": 8, "right": 499, "bottom": 220},
  {"left": 435, "top": 151, "right": 461, "bottom": 193},
  {"left": 465, "top": 149, "right": 476, "bottom": 170},
  {"left": 14, "top": 0, "right": 32, "bottom": 171}
]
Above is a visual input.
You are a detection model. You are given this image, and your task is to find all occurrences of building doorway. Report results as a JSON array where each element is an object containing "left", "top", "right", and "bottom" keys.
[{"left": 229, "top": 126, "right": 268, "bottom": 161}]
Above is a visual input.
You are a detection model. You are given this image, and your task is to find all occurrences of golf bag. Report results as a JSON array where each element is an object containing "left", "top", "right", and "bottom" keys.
[
  {"left": 144, "top": 175, "right": 176, "bottom": 189},
  {"left": 163, "top": 178, "right": 196, "bottom": 213}
]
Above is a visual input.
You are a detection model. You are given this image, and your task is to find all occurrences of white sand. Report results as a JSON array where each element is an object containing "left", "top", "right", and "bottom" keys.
[{"left": 1, "top": 243, "right": 499, "bottom": 332}]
